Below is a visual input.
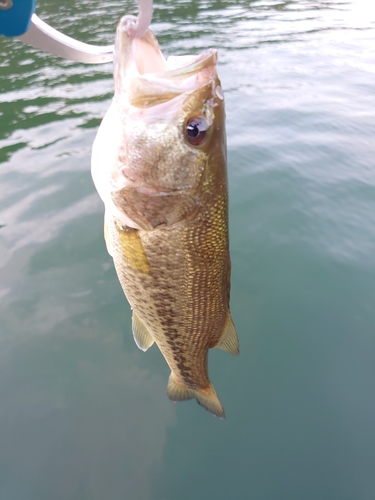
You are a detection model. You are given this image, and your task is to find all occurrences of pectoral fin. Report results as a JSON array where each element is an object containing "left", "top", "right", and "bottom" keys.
[
  {"left": 132, "top": 313, "right": 154, "bottom": 351},
  {"left": 104, "top": 211, "right": 113, "bottom": 257},
  {"left": 215, "top": 315, "right": 239, "bottom": 356}
]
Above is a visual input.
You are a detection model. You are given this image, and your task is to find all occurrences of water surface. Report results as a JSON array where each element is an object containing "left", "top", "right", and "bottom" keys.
[{"left": 1, "top": 1, "right": 375, "bottom": 499}]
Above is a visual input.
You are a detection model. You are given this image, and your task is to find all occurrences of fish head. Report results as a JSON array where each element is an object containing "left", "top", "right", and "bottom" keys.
[{"left": 92, "top": 15, "right": 226, "bottom": 229}]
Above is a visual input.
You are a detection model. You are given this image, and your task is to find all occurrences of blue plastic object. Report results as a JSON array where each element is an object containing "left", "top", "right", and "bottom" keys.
[{"left": 0, "top": 0, "right": 36, "bottom": 37}]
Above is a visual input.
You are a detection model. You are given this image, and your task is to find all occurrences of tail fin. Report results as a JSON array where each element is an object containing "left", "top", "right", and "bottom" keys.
[{"left": 167, "top": 374, "right": 225, "bottom": 419}]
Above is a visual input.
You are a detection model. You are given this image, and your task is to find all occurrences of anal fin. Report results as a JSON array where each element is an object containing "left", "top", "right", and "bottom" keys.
[
  {"left": 132, "top": 313, "right": 154, "bottom": 352},
  {"left": 167, "top": 374, "right": 194, "bottom": 402},
  {"left": 215, "top": 315, "right": 239, "bottom": 356}
]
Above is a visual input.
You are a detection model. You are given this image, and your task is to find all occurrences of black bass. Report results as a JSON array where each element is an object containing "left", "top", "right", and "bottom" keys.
[{"left": 91, "top": 14, "right": 238, "bottom": 418}]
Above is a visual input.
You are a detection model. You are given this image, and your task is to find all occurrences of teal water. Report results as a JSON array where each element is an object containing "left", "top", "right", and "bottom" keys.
[{"left": 1, "top": 1, "right": 375, "bottom": 499}]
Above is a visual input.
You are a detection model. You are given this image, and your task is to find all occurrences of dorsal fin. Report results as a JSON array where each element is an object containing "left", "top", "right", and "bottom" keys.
[
  {"left": 132, "top": 313, "right": 154, "bottom": 351},
  {"left": 215, "top": 315, "right": 239, "bottom": 356}
]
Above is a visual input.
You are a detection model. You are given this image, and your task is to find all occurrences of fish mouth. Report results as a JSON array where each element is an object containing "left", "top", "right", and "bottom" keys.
[{"left": 114, "top": 15, "right": 218, "bottom": 108}]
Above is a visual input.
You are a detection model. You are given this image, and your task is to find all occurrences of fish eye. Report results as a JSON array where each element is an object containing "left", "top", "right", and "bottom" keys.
[{"left": 185, "top": 116, "right": 209, "bottom": 146}]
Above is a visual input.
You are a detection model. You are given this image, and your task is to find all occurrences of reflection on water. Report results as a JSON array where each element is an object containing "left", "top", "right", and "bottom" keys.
[
  {"left": 1, "top": 1, "right": 375, "bottom": 499},
  {"left": 0, "top": 326, "right": 175, "bottom": 499}
]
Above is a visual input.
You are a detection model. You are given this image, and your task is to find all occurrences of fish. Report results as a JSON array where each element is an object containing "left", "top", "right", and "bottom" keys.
[{"left": 91, "top": 14, "right": 238, "bottom": 418}]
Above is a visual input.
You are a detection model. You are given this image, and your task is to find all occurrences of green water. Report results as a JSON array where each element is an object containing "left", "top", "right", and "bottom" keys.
[{"left": 1, "top": 0, "right": 375, "bottom": 498}]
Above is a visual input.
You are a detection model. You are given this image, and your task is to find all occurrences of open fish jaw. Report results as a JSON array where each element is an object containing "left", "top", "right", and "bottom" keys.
[{"left": 114, "top": 15, "right": 219, "bottom": 109}]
